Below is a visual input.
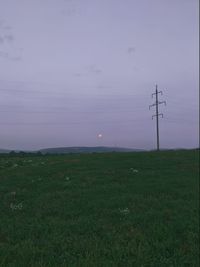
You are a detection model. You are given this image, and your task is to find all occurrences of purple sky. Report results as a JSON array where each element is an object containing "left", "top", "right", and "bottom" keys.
[{"left": 0, "top": 0, "right": 199, "bottom": 150}]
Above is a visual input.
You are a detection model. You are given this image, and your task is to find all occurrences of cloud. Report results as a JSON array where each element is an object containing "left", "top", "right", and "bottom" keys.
[
  {"left": 4, "top": 34, "right": 14, "bottom": 42},
  {"left": 61, "top": 0, "right": 83, "bottom": 17},
  {"left": 87, "top": 65, "right": 102, "bottom": 75},
  {"left": 4, "top": 26, "right": 12, "bottom": 30},
  {"left": 61, "top": 8, "right": 76, "bottom": 17},
  {"left": 0, "top": 19, "right": 14, "bottom": 45},
  {"left": 132, "top": 66, "right": 139, "bottom": 72},
  {"left": 10, "top": 56, "right": 22, "bottom": 61},
  {"left": 0, "top": 51, "right": 9, "bottom": 58},
  {"left": 0, "top": 20, "right": 21, "bottom": 61},
  {"left": 0, "top": 34, "right": 14, "bottom": 44},
  {"left": 0, "top": 19, "right": 12, "bottom": 30},
  {"left": 127, "top": 47, "right": 136, "bottom": 54},
  {"left": 0, "top": 36, "right": 4, "bottom": 44},
  {"left": 0, "top": 19, "right": 4, "bottom": 27},
  {"left": 0, "top": 51, "right": 21, "bottom": 61},
  {"left": 74, "top": 65, "right": 102, "bottom": 78},
  {"left": 74, "top": 73, "right": 81, "bottom": 77}
]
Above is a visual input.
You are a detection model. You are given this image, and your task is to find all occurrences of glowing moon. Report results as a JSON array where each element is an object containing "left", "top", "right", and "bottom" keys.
[{"left": 98, "top": 133, "right": 103, "bottom": 138}]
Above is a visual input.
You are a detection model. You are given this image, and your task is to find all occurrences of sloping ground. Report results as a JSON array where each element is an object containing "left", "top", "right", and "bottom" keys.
[
  {"left": 0, "top": 150, "right": 199, "bottom": 266},
  {"left": 0, "top": 149, "right": 10, "bottom": 153}
]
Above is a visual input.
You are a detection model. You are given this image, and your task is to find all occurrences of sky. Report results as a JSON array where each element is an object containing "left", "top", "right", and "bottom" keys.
[{"left": 0, "top": 0, "right": 199, "bottom": 150}]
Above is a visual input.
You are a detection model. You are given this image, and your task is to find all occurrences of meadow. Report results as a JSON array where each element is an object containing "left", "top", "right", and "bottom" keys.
[{"left": 0, "top": 150, "right": 199, "bottom": 267}]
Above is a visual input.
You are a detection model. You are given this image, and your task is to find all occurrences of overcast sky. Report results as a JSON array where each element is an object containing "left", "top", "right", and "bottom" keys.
[{"left": 0, "top": 0, "right": 199, "bottom": 150}]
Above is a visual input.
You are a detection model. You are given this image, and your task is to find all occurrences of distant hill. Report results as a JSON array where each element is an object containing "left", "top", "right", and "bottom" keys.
[
  {"left": 39, "top": 146, "right": 144, "bottom": 154},
  {"left": 0, "top": 147, "right": 198, "bottom": 154},
  {"left": 0, "top": 149, "right": 11, "bottom": 153},
  {"left": 0, "top": 146, "right": 144, "bottom": 154}
]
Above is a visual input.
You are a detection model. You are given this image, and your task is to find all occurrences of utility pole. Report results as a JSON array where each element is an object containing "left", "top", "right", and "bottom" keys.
[{"left": 149, "top": 84, "right": 166, "bottom": 151}]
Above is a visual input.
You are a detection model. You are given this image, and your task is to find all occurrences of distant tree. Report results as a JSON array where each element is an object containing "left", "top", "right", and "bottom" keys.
[
  {"left": 36, "top": 151, "right": 42, "bottom": 156},
  {"left": 9, "top": 151, "right": 16, "bottom": 156},
  {"left": 19, "top": 151, "right": 26, "bottom": 156}
]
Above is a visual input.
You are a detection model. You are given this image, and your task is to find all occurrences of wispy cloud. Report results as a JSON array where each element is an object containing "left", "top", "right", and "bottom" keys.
[
  {"left": 10, "top": 56, "right": 21, "bottom": 61},
  {"left": 87, "top": 65, "right": 102, "bottom": 75},
  {"left": 73, "top": 65, "right": 102, "bottom": 78},
  {"left": 61, "top": 8, "right": 76, "bottom": 17},
  {"left": 4, "top": 34, "right": 14, "bottom": 42},
  {"left": 61, "top": 0, "right": 81, "bottom": 17},
  {"left": 0, "top": 34, "right": 15, "bottom": 45},
  {"left": 0, "top": 51, "right": 9, "bottom": 58},
  {"left": 0, "top": 19, "right": 12, "bottom": 31},
  {"left": 0, "top": 37, "right": 4, "bottom": 44},
  {"left": 0, "top": 51, "right": 21, "bottom": 61},
  {"left": 127, "top": 47, "right": 136, "bottom": 54},
  {"left": 74, "top": 73, "right": 82, "bottom": 77},
  {"left": 0, "top": 19, "right": 21, "bottom": 61}
]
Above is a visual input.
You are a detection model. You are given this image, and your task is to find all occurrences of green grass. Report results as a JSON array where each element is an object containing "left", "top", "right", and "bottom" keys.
[{"left": 0, "top": 150, "right": 199, "bottom": 266}]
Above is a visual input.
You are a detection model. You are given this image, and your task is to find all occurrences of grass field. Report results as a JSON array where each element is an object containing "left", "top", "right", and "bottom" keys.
[{"left": 0, "top": 150, "right": 199, "bottom": 267}]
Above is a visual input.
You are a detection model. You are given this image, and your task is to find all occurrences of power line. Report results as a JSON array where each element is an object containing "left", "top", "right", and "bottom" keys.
[{"left": 149, "top": 84, "right": 166, "bottom": 151}]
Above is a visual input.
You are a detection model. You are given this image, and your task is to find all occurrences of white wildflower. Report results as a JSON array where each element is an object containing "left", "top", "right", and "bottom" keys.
[
  {"left": 10, "top": 202, "right": 23, "bottom": 210},
  {"left": 119, "top": 208, "right": 130, "bottom": 215},
  {"left": 130, "top": 168, "right": 139, "bottom": 173},
  {"left": 65, "top": 177, "right": 70, "bottom": 181}
]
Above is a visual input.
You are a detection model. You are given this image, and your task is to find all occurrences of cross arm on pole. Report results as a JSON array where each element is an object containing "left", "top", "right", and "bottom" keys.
[
  {"left": 149, "top": 103, "right": 156, "bottom": 110},
  {"left": 158, "top": 101, "right": 166, "bottom": 106},
  {"left": 152, "top": 91, "right": 163, "bottom": 98},
  {"left": 152, "top": 113, "right": 163, "bottom": 120}
]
